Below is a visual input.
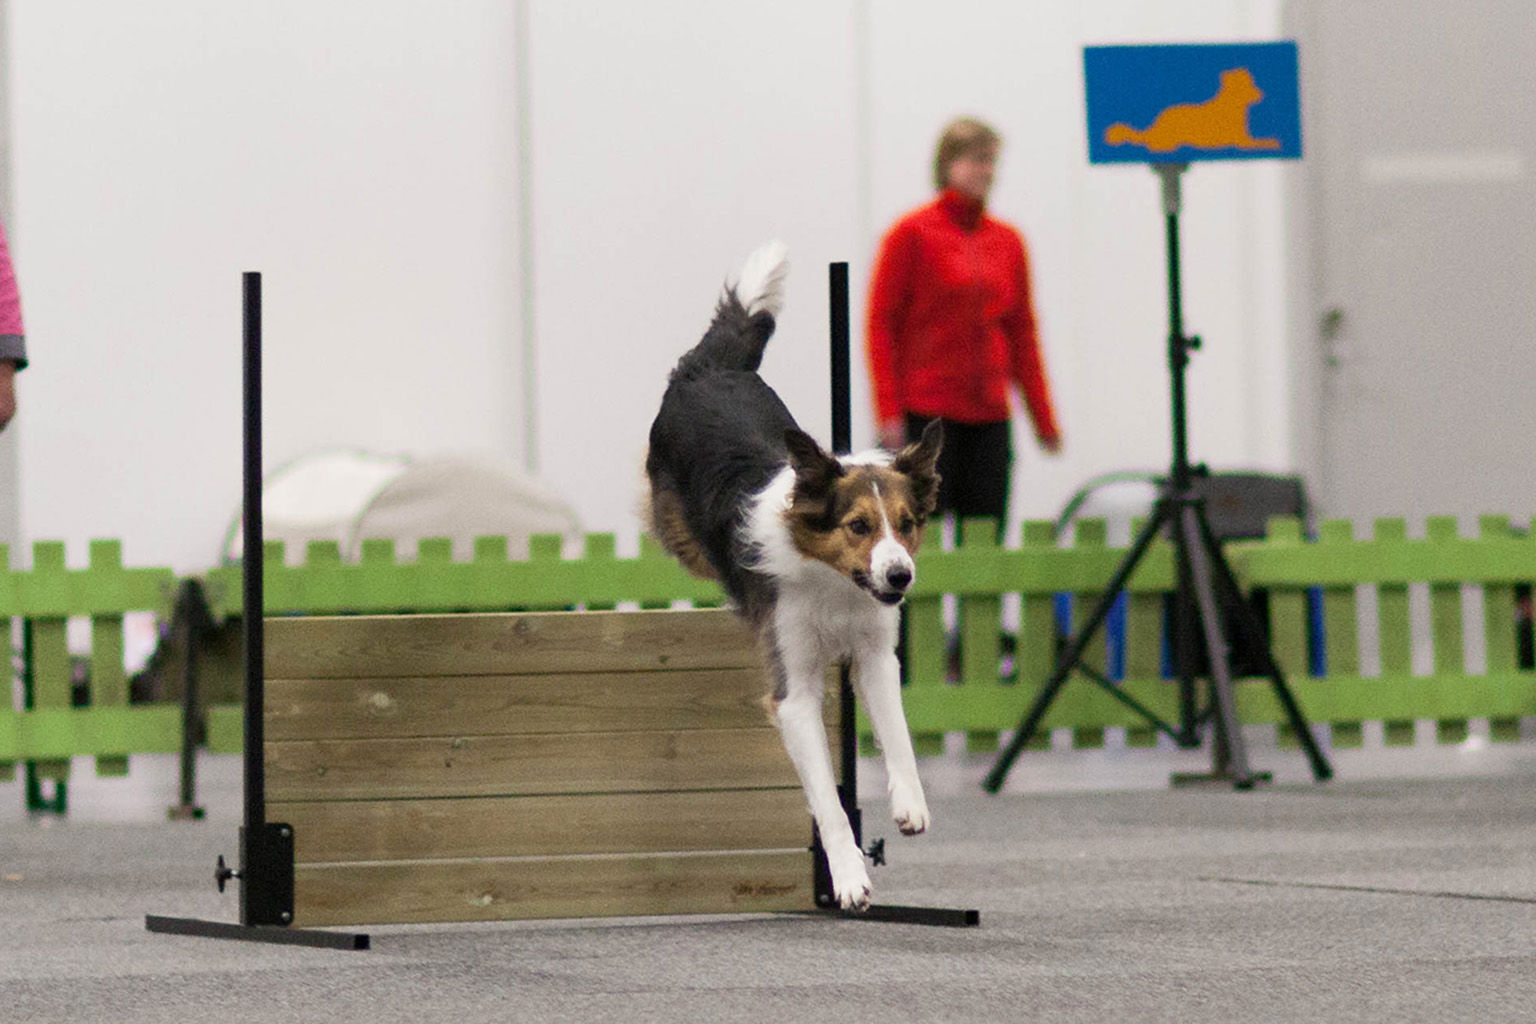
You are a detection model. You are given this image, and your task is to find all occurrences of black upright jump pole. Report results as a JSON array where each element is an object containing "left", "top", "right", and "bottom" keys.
[
  {"left": 818, "top": 262, "right": 978, "bottom": 928},
  {"left": 146, "top": 275, "right": 368, "bottom": 950},
  {"left": 240, "top": 272, "right": 268, "bottom": 864},
  {"left": 828, "top": 262, "right": 858, "bottom": 827}
]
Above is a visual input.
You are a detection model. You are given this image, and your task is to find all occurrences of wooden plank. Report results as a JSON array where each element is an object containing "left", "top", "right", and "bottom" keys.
[
  {"left": 274, "top": 788, "right": 811, "bottom": 863},
  {"left": 266, "top": 726, "right": 835, "bottom": 802},
  {"left": 265, "top": 668, "right": 773, "bottom": 741},
  {"left": 265, "top": 608, "right": 762, "bottom": 679},
  {"left": 293, "top": 849, "right": 814, "bottom": 926}
]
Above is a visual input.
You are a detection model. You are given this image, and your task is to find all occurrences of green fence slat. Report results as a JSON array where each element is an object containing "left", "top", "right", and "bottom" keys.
[
  {"left": 26, "top": 617, "right": 72, "bottom": 782},
  {"left": 1425, "top": 518, "right": 1464, "bottom": 677},
  {"left": 528, "top": 533, "right": 563, "bottom": 560},
  {"left": 89, "top": 614, "right": 130, "bottom": 777},
  {"left": 1254, "top": 504, "right": 1303, "bottom": 681},
  {"left": 1123, "top": 590, "right": 1164, "bottom": 682},
  {"left": 1329, "top": 722, "right": 1364, "bottom": 748},
  {"left": 1478, "top": 516, "right": 1519, "bottom": 674},
  {"left": 1371, "top": 520, "right": 1417, "bottom": 746},
  {"left": 906, "top": 528, "right": 950, "bottom": 755},
  {"left": 0, "top": 607, "right": 10, "bottom": 780},
  {"left": 1016, "top": 520, "right": 1059, "bottom": 692},
  {"left": 1122, "top": 523, "right": 1162, "bottom": 763},
  {"left": 1479, "top": 517, "right": 1524, "bottom": 742},
  {"left": 1070, "top": 518, "right": 1110, "bottom": 680},
  {"left": 636, "top": 534, "right": 676, "bottom": 610},
  {"left": 1482, "top": 581, "right": 1520, "bottom": 675},
  {"left": 1316, "top": 520, "right": 1361, "bottom": 679},
  {"left": 580, "top": 533, "right": 619, "bottom": 611},
  {"left": 1123, "top": 514, "right": 1164, "bottom": 684},
  {"left": 1425, "top": 519, "right": 1469, "bottom": 748},
  {"left": 1374, "top": 520, "right": 1413, "bottom": 678},
  {"left": 959, "top": 517, "right": 1002, "bottom": 690}
]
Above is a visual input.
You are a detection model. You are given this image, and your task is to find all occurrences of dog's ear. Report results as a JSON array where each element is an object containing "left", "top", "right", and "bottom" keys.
[
  {"left": 784, "top": 428, "right": 843, "bottom": 501},
  {"left": 893, "top": 419, "right": 943, "bottom": 518}
]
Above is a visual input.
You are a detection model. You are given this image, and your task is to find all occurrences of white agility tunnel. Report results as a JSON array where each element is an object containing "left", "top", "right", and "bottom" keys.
[{"left": 221, "top": 450, "right": 583, "bottom": 564}]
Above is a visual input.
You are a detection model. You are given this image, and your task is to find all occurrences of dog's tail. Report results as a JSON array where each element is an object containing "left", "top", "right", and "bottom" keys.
[{"left": 671, "top": 240, "right": 789, "bottom": 380}]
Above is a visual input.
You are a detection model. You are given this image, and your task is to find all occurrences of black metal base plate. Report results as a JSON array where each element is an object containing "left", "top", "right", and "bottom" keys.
[
  {"left": 145, "top": 915, "right": 370, "bottom": 950},
  {"left": 808, "top": 904, "right": 981, "bottom": 928},
  {"left": 1170, "top": 769, "right": 1274, "bottom": 790}
]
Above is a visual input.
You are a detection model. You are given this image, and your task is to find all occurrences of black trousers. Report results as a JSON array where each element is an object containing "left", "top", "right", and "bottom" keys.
[{"left": 904, "top": 413, "right": 1011, "bottom": 532}]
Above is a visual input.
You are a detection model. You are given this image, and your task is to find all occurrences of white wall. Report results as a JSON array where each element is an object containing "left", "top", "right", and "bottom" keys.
[
  {"left": 9, "top": 2, "right": 524, "bottom": 571},
  {"left": 7, "top": 1, "right": 1290, "bottom": 572}
]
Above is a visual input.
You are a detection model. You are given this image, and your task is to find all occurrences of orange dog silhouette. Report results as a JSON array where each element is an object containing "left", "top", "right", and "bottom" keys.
[{"left": 1105, "top": 67, "right": 1280, "bottom": 153}]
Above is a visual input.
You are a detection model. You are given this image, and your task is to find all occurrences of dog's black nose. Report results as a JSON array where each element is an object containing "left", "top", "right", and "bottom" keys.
[{"left": 886, "top": 567, "right": 912, "bottom": 591}]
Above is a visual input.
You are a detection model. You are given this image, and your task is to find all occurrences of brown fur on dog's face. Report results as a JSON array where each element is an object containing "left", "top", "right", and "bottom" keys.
[{"left": 783, "top": 424, "right": 942, "bottom": 602}]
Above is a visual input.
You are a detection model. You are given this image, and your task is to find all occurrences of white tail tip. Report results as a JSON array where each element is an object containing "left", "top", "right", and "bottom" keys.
[{"left": 732, "top": 239, "right": 789, "bottom": 317}]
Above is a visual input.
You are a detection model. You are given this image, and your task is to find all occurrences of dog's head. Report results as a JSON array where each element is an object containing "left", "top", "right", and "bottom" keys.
[{"left": 782, "top": 420, "right": 943, "bottom": 605}]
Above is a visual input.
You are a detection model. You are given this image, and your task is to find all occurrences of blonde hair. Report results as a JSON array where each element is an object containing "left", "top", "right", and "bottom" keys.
[{"left": 932, "top": 117, "right": 1001, "bottom": 192}]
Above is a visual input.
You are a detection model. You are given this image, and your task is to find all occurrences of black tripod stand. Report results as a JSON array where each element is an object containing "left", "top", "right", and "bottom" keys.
[{"left": 983, "top": 164, "right": 1333, "bottom": 793}]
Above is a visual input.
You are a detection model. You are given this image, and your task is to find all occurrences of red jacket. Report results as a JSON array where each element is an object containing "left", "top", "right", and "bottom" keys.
[{"left": 865, "top": 189, "right": 1059, "bottom": 444}]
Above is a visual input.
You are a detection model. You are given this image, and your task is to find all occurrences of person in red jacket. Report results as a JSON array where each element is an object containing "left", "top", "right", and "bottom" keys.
[
  {"left": 0, "top": 214, "right": 25, "bottom": 433},
  {"left": 866, "top": 116, "right": 1061, "bottom": 535}
]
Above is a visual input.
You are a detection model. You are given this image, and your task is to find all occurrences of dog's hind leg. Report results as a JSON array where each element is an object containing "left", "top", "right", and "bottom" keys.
[
  {"left": 770, "top": 645, "right": 871, "bottom": 911},
  {"left": 852, "top": 647, "right": 929, "bottom": 836}
]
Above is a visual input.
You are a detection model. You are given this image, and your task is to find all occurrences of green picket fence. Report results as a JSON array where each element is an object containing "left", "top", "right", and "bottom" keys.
[
  {"left": 5, "top": 515, "right": 1536, "bottom": 804},
  {"left": 898, "top": 513, "right": 1536, "bottom": 755},
  {"left": 0, "top": 541, "right": 180, "bottom": 787}
]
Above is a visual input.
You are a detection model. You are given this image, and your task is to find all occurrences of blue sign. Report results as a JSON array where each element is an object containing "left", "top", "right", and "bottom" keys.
[{"left": 1084, "top": 42, "right": 1301, "bottom": 164}]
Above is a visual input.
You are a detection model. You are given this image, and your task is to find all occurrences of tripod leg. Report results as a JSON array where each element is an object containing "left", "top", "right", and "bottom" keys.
[
  {"left": 1169, "top": 506, "right": 1203, "bottom": 748},
  {"left": 983, "top": 502, "right": 1171, "bottom": 793},
  {"left": 1195, "top": 516, "right": 1334, "bottom": 782},
  {"left": 1180, "top": 505, "right": 1256, "bottom": 788}
]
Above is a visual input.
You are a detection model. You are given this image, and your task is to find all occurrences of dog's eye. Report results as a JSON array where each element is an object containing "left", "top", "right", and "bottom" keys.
[
  {"left": 847, "top": 518, "right": 872, "bottom": 537},
  {"left": 898, "top": 516, "right": 916, "bottom": 534}
]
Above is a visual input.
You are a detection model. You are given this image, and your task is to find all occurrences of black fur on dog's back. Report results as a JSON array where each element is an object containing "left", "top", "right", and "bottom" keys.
[{"left": 646, "top": 289, "right": 795, "bottom": 621}]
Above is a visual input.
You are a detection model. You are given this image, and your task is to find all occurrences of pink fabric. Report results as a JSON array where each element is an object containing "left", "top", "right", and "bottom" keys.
[{"left": 0, "top": 217, "right": 23, "bottom": 336}]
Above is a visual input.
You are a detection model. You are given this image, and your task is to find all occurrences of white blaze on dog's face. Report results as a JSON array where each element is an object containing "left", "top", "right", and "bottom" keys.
[{"left": 783, "top": 422, "right": 943, "bottom": 604}]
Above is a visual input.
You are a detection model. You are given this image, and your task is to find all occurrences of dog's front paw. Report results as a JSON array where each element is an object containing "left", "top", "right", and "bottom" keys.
[
  {"left": 836, "top": 871, "right": 873, "bottom": 911},
  {"left": 827, "top": 840, "right": 873, "bottom": 911},
  {"left": 889, "top": 780, "right": 930, "bottom": 836}
]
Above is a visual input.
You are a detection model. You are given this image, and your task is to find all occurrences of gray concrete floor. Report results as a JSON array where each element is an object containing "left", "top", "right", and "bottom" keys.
[{"left": 4, "top": 735, "right": 1536, "bottom": 1023}]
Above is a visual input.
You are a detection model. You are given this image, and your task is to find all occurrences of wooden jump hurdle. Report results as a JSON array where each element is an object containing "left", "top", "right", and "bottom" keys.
[
  {"left": 264, "top": 607, "right": 833, "bottom": 926},
  {"left": 148, "top": 267, "right": 974, "bottom": 948}
]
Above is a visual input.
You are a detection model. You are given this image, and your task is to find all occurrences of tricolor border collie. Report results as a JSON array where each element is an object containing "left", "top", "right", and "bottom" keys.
[{"left": 644, "top": 241, "right": 942, "bottom": 910}]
